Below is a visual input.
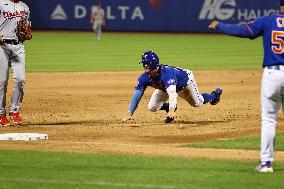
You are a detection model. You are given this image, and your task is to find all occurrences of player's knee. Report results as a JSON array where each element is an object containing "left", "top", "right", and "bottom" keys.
[
  {"left": 262, "top": 117, "right": 277, "bottom": 128},
  {"left": 14, "top": 79, "right": 25, "bottom": 88},
  {"left": 148, "top": 104, "right": 158, "bottom": 112}
]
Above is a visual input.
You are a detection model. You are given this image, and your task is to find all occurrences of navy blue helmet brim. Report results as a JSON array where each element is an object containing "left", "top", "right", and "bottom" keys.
[{"left": 140, "top": 61, "right": 151, "bottom": 64}]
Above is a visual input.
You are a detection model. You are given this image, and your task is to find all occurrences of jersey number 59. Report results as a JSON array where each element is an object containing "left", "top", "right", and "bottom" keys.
[{"left": 272, "top": 31, "right": 284, "bottom": 54}]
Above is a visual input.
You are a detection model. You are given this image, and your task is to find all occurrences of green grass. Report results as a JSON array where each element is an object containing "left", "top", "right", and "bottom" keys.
[
  {"left": 186, "top": 132, "right": 284, "bottom": 151},
  {"left": 0, "top": 150, "right": 283, "bottom": 189},
  {"left": 24, "top": 32, "right": 263, "bottom": 72}
]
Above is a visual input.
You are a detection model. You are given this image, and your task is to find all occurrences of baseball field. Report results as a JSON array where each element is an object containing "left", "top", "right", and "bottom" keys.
[{"left": 0, "top": 31, "right": 284, "bottom": 189}]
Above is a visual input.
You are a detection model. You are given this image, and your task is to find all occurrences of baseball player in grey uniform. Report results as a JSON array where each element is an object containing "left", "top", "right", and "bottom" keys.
[
  {"left": 90, "top": 3, "right": 105, "bottom": 40},
  {"left": 0, "top": 0, "right": 32, "bottom": 126},
  {"left": 209, "top": 0, "right": 284, "bottom": 173}
]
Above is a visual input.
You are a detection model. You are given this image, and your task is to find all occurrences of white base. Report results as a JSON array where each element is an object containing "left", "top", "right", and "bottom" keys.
[{"left": 0, "top": 133, "right": 48, "bottom": 141}]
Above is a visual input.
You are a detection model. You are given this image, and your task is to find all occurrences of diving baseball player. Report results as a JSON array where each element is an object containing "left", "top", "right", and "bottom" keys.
[
  {"left": 0, "top": 0, "right": 32, "bottom": 126},
  {"left": 209, "top": 0, "right": 284, "bottom": 173},
  {"left": 122, "top": 50, "right": 222, "bottom": 123},
  {"left": 90, "top": 3, "right": 105, "bottom": 40}
]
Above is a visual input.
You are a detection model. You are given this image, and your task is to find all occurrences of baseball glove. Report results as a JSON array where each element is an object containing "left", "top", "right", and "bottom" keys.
[{"left": 16, "top": 19, "right": 32, "bottom": 43}]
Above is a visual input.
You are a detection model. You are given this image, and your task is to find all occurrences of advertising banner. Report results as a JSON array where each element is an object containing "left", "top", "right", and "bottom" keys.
[{"left": 24, "top": 0, "right": 279, "bottom": 32}]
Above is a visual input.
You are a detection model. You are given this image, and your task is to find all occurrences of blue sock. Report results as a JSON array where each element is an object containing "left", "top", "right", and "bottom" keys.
[
  {"left": 160, "top": 103, "right": 169, "bottom": 112},
  {"left": 202, "top": 93, "right": 216, "bottom": 104}
]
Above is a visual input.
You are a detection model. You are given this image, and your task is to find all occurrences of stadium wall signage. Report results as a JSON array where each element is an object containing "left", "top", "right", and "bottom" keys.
[{"left": 25, "top": 0, "right": 279, "bottom": 32}]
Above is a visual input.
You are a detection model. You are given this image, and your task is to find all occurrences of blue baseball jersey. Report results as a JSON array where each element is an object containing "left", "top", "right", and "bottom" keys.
[
  {"left": 217, "top": 12, "right": 284, "bottom": 67},
  {"left": 135, "top": 65, "right": 189, "bottom": 92}
]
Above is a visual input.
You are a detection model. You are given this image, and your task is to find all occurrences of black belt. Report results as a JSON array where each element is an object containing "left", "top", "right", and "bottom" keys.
[{"left": 2, "top": 39, "right": 20, "bottom": 45}]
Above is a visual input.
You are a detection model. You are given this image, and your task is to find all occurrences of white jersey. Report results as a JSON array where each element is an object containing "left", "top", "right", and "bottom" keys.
[
  {"left": 93, "top": 7, "right": 105, "bottom": 22},
  {"left": 0, "top": 0, "right": 30, "bottom": 40}
]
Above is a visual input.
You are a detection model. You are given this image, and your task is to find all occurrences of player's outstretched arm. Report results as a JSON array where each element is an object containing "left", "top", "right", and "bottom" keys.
[
  {"left": 209, "top": 20, "right": 255, "bottom": 38},
  {"left": 165, "top": 85, "right": 177, "bottom": 119},
  {"left": 122, "top": 90, "right": 144, "bottom": 122}
]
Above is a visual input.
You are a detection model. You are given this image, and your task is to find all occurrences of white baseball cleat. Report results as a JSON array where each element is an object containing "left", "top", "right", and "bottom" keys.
[{"left": 254, "top": 161, "right": 273, "bottom": 173}]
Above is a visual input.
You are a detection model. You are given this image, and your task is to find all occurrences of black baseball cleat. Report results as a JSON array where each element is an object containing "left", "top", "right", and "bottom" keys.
[
  {"left": 210, "top": 88, "right": 222, "bottom": 105},
  {"left": 164, "top": 116, "right": 174, "bottom": 123}
]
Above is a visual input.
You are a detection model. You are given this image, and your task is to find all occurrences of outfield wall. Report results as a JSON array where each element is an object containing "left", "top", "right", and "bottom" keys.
[{"left": 25, "top": 0, "right": 279, "bottom": 32}]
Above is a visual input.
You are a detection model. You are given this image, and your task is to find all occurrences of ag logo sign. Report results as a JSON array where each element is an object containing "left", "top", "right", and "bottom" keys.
[{"left": 199, "top": 0, "right": 236, "bottom": 20}]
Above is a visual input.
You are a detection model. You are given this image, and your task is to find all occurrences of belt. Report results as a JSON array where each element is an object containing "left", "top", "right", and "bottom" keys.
[
  {"left": 266, "top": 65, "right": 284, "bottom": 70},
  {"left": 2, "top": 39, "right": 20, "bottom": 45}
]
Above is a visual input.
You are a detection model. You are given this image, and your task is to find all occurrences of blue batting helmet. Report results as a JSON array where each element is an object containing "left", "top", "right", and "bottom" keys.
[
  {"left": 140, "top": 50, "right": 160, "bottom": 71},
  {"left": 279, "top": 0, "right": 284, "bottom": 5}
]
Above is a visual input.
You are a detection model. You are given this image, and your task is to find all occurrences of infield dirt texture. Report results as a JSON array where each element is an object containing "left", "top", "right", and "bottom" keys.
[{"left": 0, "top": 70, "right": 283, "bottom": 160}]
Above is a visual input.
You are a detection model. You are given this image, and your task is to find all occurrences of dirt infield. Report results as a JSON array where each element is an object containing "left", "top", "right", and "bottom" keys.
[{"left": 0, "top": 70, "right": 284, "bottom": 161}]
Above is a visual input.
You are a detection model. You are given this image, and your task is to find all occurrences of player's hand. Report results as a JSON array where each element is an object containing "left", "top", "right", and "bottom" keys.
[
  {"left": 165, "top": 108, "right": 176, "bottom": 123},
  {"left": 166, "top": 112, "right": 176, "bottom": 119},
  {"left": 208, "top": 20, "right": 219, "bottom": 30},
  {"left": 166, "top": 108, "right": 176, "bottom": 119},
  {"left": 122, "top": 113, "right": 133, "bottom": 122}
]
